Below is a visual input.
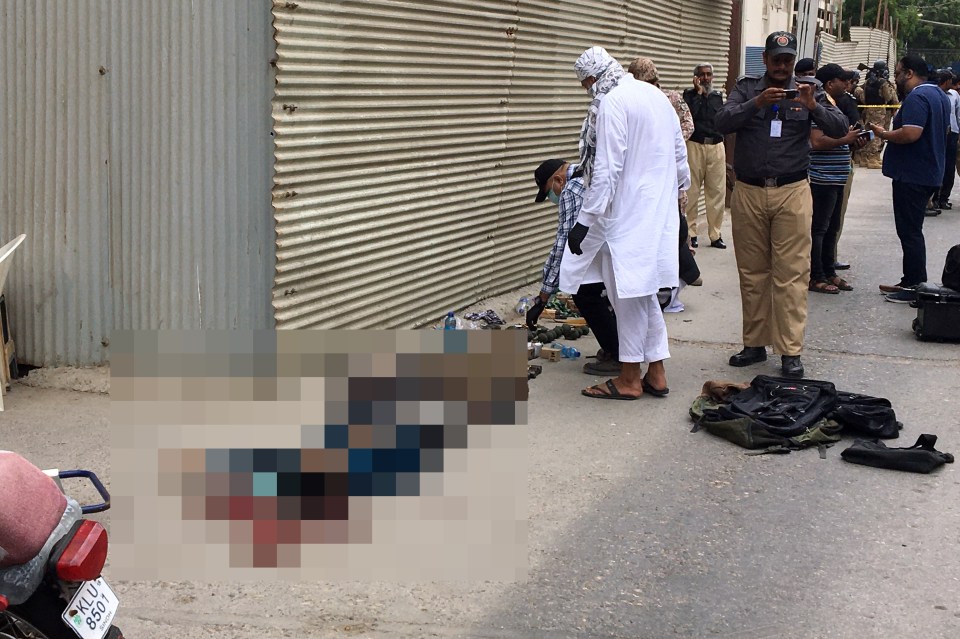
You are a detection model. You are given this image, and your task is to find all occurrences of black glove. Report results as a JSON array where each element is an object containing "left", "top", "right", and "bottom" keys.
[
  {"left": 526, "top": 297, "right": 546, "bottom": 330},
  {"left": 567, "top": 223, "right": 589, "bottom": 255}
]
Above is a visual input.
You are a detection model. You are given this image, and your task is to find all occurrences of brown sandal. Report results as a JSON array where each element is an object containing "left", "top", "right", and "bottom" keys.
[
  {"left": 827, "top": 276, "right": 853, "bottom": 291},
  {"left": 809, "top": 279, "right": 840, "bottom": 294}
]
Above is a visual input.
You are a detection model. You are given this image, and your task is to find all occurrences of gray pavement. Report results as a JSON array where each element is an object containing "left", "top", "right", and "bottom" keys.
[{"left": 2, "top": 167, "right": 960, "bottom": 637}]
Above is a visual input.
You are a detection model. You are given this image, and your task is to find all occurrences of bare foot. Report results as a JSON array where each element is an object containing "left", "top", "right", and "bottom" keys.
[{"left": 643, "top": 361, "right": 668, "bottom": 392}]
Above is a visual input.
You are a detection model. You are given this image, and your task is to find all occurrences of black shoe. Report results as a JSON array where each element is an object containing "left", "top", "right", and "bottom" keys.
[
  {"left": 781, "top": 355, "right": 804, "bottom": 379},
  {"left": 885, "top": 290, "right": 918, "bottom": 304},
  {"left": 710, "top": 238, "right": 727, "bottom": 249},
  {"left": 729, "top": 346, "right": 767, "bottom": 367},
  {"left": 690, "top": 236, "right": 698, "bottom": 248},
  {"left": 925, "top": 205, "right": 941, "bottom": 217},
  {"left": 834, "top": 261, "right": 851, "bottom": 270}
]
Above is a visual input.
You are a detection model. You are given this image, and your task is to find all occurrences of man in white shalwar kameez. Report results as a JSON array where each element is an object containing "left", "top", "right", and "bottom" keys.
[{"left": 560, "top": 73, "right": 691, "bottom": 400}]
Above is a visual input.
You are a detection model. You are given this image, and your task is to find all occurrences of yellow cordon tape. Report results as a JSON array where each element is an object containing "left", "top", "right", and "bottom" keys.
[{"left": 858, "top": 105, "right": 901, "bottom": 108}]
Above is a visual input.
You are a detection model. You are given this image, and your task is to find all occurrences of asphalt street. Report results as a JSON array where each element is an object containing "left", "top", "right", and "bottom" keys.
[{"left": 2, "top": 167, "right": 959, "bottom": 638}]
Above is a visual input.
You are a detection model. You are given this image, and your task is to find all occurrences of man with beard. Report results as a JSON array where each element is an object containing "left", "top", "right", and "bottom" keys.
[
  {"left": 861, "top": 61, "right": 899, "bottom": 169},
  {"left": 715, "top": 31, "right": 847, "bottom": 379},
  {"left": 869, "top": 54, "right": 951, "bottom": 302},
  {"left": 683, "top": 62, "right": 728, "bottom": 251}
]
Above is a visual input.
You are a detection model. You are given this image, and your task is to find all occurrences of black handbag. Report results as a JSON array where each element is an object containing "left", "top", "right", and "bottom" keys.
[{"left": 841, "top": 434, "right": 954, "bottom": 473}]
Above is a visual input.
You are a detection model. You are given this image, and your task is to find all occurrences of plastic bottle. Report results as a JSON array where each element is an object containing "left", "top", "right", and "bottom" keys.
[
  {"left": 515, "top": 296, "right": 531, "bottom": 316},
  {"left": 561, "top": 345, "right": 581, "bottom": 359},
  {"left": 443, "top": 312, "right": 457, "bottom": 330}
]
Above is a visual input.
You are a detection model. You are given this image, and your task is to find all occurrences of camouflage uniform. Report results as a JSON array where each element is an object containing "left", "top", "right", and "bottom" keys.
[
  {"left": 852, "top": 85, "right": 866, "bottom": 166},
  {"left": 861, "top": 76, "right": 898, "bottom": 169}
]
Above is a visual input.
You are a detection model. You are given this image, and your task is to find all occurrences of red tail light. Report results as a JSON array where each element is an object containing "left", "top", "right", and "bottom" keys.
[
  {"left": 0, "top": 594, "right": 8, "bottom": 612},
  {"left": 55, "top": 520, "right": 108, "bottom": 581}
]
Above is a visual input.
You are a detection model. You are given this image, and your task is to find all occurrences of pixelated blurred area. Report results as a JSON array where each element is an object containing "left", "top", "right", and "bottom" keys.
[{"left": 110, "top": 330, "right": 528, "bottom": 579}]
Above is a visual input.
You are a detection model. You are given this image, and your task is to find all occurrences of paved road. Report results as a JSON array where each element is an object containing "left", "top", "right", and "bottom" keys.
[{"left": 3, "top": 167, "right": 959, "bottom": 637}]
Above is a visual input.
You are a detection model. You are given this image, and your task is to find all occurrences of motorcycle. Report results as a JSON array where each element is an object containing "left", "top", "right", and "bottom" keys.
[{"left": 0, "top": 451, "right": 123, "bottom": 639}]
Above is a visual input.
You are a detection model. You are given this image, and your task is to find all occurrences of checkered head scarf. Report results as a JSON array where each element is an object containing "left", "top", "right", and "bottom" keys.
[
  {"left": 575, "top": 47, "right": 619, "bottom": 81},
  {"left": 574, "top": 47, "right": 626, "bottom": 188}
]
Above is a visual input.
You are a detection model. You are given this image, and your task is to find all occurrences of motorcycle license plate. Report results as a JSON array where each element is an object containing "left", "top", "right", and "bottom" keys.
[{"left": 61, "top": 577, "right": 119, "bottom": 639}]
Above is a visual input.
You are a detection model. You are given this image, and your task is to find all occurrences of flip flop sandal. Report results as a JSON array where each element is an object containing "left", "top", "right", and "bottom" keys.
[
  {"left": 828, "top": 276, "right": 853, "bottom": 291},
  {"left": 641, "top": 377, "right": 669, "bottom": 398},
  {"left": 581, "top": 378, "right": 641, "bottom": 401},
  {"left": 809, "top": 279, "right": 840, "bottom": 294}
]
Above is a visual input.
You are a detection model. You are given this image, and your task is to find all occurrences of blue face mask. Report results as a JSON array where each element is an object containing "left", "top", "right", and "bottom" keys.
[{"left": 547, "top": 190, "right": 560, "bottom": 204}]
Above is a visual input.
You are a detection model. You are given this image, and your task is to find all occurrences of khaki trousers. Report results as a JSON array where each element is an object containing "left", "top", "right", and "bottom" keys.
[
  {"left": 834, "top": 162, "right": 854, "bottom": 257},
  {"left": 730, "top": 179, "right": 813, "bottom": 356},
  {"left": 685, "top": 140, "right": 727, "bottom": 242}
]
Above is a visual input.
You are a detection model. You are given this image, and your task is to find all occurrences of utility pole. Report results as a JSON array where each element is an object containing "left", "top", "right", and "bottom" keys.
[
  {"left": 875, "top": 0, "right": 882, "bottom": 29},
  {"left": 860, "top": 0, "right": 866, "bottom": 26},
  {"left": 838, "top": 0, "right": 844, "bottom": 37},
  {"left": 796, "top": 0, "right": 820, "bottom": 58}
]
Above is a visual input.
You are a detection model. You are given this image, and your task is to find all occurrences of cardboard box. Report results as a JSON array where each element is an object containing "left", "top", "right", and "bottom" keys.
[{"left": 541, "top": 346, "right": 562, "bottom": 362}]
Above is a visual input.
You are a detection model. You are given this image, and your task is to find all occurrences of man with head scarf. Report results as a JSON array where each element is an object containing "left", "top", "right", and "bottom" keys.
[
  {"left": 574, "top": 47, "right": 626, "bottom": 188},
  {"left": 560, "top": 63, "right": 690, "bottom": 400}
]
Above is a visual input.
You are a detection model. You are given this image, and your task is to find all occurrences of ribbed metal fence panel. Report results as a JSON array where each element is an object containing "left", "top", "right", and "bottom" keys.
[
  {"left": 0, "top": 0, "right": 276, "bottom": 366},
  {"left": 271, "top": 0, "right": 734, "bottom": 331}
]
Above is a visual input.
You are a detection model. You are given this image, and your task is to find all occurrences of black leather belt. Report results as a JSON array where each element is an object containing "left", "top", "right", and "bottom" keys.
[
  {"left": 691, "top": 133, "right": 723, "bottom": 145},
  {"left": 737, "top": 171, "right": 808, "bottom": 188}
]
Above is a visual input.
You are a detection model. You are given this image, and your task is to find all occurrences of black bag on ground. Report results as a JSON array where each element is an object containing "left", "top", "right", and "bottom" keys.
[
  {"left": 943, "top": 244, "right": 960, "bottom": 291},
  {"left": 829, "top": 392, "right": 901, "bottom": 439},
  {"left": 841, "top": 434, "right": 954, "bottom": 473},
  {"left": 714, "top": 376, "right": 838, "bottom": 438},
  {"left": 912, "top": 283, "right": 960, "bottom": 342}
]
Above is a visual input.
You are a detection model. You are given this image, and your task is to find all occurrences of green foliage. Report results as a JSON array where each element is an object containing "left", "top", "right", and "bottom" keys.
[{"left": 841, "top": 0, "right": 960, "bottom": 58}]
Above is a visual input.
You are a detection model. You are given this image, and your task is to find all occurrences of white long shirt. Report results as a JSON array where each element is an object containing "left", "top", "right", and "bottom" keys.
[
  {"left": 948, "top": 88, "right": 960, "bottom": 134},
  {"left": 560, "top": 74, "right": 691, "bottom": 298}
]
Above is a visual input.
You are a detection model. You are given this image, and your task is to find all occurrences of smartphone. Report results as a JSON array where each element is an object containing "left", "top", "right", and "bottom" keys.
[
  {"left": 783, "top": 89, "right": 799, "bottom": 99},
  {"left": 857, "top": 131, "right": 875, "bottom": 141}
]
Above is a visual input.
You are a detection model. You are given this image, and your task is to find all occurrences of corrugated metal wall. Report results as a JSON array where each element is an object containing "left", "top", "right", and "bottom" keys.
[
  {"left": 271, "top": 0, "right": 733, "bottom": 330},
  {"left": 819, "top": 27, "right": 898, "bottom": 71},
  {"left": 0, "top": 0, "right": 276, "bottom": 366}
]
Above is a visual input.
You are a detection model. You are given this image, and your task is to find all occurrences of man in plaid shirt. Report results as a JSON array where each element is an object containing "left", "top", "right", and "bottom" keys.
[{"left": 529, "top": 158, "right": 621, "bottom": 376}]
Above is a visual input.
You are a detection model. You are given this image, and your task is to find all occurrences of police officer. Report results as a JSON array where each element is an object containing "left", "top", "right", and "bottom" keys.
[
  {"left": 683, "top": 63, "right": 728, "bottom": 250},
  {"left": 715, "top": 31, "right": 848, "bottom": 379},
  {"left": 861, "top": 60, "right": 899, "bottom": 169}
]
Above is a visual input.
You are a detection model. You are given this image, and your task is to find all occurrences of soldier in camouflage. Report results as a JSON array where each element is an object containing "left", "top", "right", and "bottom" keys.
[{"left": 860, "top": 60, "right": 899, "bottom": 169}]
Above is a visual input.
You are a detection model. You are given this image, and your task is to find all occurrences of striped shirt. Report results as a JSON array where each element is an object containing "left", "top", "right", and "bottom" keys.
[{"left": 808, "top": 123, "right": 851, "bottom": 186}]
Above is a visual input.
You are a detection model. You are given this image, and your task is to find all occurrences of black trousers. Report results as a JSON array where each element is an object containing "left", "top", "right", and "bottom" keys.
[
  {"left": 892, "top": 180, "right": 937, "bottom": 286},
  {"left": 810, "top": 183, "right": 844, "bottom": 281},
  {"left": 573, "top": 283, "right": 619, "bottom": 359},
  {"left": 938, "top": 132, "right": 959, "bottom": 205}
]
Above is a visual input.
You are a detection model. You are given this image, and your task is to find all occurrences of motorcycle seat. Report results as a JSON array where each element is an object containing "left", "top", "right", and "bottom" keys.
[{"left": 0, "top": 451, "right": 67, "bottom": 567}]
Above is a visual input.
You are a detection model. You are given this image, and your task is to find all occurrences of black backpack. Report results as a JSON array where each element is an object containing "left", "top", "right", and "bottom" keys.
[{"left": 944, "top": 244, "right": 960, "bottom": 291}]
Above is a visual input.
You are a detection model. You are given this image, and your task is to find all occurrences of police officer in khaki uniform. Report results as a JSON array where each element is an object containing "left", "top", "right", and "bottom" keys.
[{"left": 715, "top": 31, "right": 848, "bottom": 378}]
